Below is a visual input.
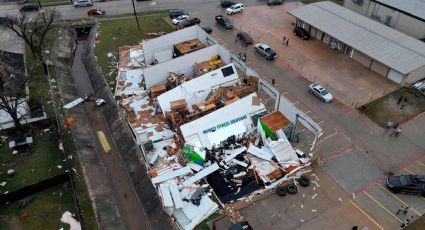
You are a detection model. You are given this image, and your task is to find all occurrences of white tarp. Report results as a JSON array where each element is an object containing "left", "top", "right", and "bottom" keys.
[{"left": 247, "top": 145, "right": 273, "bottom": 161}]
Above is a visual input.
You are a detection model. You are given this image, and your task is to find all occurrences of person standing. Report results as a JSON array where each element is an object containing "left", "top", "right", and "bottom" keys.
[
  {"left": 395, "top": 126, "right": 402, "bottom": 138},
  {"left": 286, "top": 39, "right": 289, "bottom": 46},
  {"left": 272, "top": 78, "right": 275, "bottom": 86},
  {"left": 385, "top": 120, "right": 394, "bottom": 133},
  {"left": 397, "top": 95, "right": 404, "bottom": 105},
  {"left": 402, "top": 206, "right": 410, "bottom": 215},
  {"left": 396, "top": 205, "right": 404, "bottom": 215},
  {"left": 283, "top": 36, "right": 286, "bottom": 44},
  {"left": 390, "top": 123, "right": 399, "bottom": 136},
  {"left": 400, "top": 218, "right": 410, "bottom": 228}
]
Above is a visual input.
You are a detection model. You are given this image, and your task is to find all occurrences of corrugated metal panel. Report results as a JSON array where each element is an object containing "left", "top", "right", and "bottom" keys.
[
  {"left": 376, "top": 0, "right": 425, "bottom": 20},
  {"left": 289, "top": 1, "right": 425, "bottom": 74}
]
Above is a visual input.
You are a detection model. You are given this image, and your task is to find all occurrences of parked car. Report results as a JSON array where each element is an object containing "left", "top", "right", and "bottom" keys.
[
  {"left": 87, "top": 8, "right": 105, "bottom": 16},
  {"left": 169, "top": 9, "right": 187, "bottom": 19},
  {"left": 0, "top": 16, "right": 10, "bottom": 25},
  {"left": 236, "top": 32, "right": 253, "bottom": 45},
  {"left": 267, "top": 0, "right": 283, "bottom": 5},
  {"left": 221, "top": 0, "right": 235, "bottom": 8},
  {"left": 179, "top": 18, "right": 201, "bottom": 28},
  {"left": 19, "top": 3, "right": 39, "bottom": 12},
  {"left": 294, "top": 27, "right": 310, "bottom": 40},
  {"left": 74, "top": 0, "right": 93, "bottom": 7},
  {"left": 172, "top": 15, "right": 189, "bottom": 25},
  {"left": 215, "top": 15, "right": 233, "bottom": 29},
  {"left": 386, "top": 175, "right": 425, "bottom": 196},
  {"left": 202, "top": 26, "right": 213, "bottom": 34},
  {"left": 308, "top": 84, "right": 333, "bottom": 103},
  {"left": 226, "top": 3, "right": 244, "bottom": 15},
  {"left": 254, "top": 43, "right": 277, "bottom": 60}
]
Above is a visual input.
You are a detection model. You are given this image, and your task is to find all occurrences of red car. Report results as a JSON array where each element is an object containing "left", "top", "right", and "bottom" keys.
[{"left": 87, "top": 8, "right": 105, "bottom": 16}]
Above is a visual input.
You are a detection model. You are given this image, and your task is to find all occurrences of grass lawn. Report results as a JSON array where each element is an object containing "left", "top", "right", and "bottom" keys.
[
  {"left": 302, "top": 0, "right": 344, "bottom": 5},
  {"left": 0, "top": 184, "right": 77, "bottom": 230},
  {"left": 94, "top": 12, "right": 173, "bottom": 86},
  {"left": 361, "top": 88, "right": 425, "bottom": 127},
  {"left": 0, "top": 132, "right": 66, "bottom": 192},
  {"left": 28, "top": 0, "right": 71, "bottom": 7}
]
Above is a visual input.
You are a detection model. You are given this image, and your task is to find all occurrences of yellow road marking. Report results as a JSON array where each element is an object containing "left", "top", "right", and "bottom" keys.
[
  {"left": 377, "top": 184, "right": 421, "bottom": 216},
  {"left": 416, "top": 160, "right": 425, "bottom": 168},
  {"left": 403, "top": 168, "right": 415, "bottom": 175},
  {"left": 349, "top": 199, "right": 384, "bottom": 230},
  {"left": 363, "top": 191, "right": 402, "bottom": 223},
  {"left": 96, "top": 131, "right": 111, "bottom": 153}
]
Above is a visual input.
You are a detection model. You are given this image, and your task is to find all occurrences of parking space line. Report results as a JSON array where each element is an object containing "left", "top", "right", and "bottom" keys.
[
  {"left": 348, "top": 199, "right": 384, "bottom": 230},
  {"left": 363, "top": 191, "right": 402, "bottom": 223},
  {"left": 316, "top": 132, "right": 338, "bottom": 145},
  {"left": 416, "top": 160, "right": 425, "bottom": 168},
  {"left": 402, "top": 168, "right": 415, "bottom": 175},
  {"left": 377, "top": 184, "right": 421, "bottom": 216}
]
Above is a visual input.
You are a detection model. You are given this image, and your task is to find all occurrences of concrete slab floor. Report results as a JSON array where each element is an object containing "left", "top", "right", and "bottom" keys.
[
  {"left": 228, "top": 170, "right": 380, "bottom": 230},
  {"left": 230, "top": 3, "right": 399, "bottom": 107}
]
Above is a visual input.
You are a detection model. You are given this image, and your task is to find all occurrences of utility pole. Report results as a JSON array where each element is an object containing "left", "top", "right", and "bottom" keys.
[{"left": 131, "top": 0, "right": 140, "bottom": 30}]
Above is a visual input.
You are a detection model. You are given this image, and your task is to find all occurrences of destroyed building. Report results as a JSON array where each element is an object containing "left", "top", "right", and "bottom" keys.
[{"left": 114, "top": 25, "right": 322, "bottom": 230}]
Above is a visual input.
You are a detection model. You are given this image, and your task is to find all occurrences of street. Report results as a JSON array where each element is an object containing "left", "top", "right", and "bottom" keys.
[{"left": 3, "top": 0, "right": 425, "bottom": 229}]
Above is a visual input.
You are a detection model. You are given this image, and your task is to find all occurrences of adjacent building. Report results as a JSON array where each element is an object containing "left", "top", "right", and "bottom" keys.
[
  {"left": 344, "top": 0, "right": 425, "bottom": 40},
  {"left": 289, "top": 1, "right": 425, "bottom": 85}
]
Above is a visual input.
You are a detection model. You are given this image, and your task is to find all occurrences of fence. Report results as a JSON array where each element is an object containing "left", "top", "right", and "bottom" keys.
[{"left": 0, "top": 173, "right": 70, "bottom": 205}]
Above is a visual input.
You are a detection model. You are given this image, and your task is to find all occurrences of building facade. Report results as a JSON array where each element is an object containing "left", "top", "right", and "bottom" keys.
[
  {"left": 344, "top": 0, "right": 425, "bottom": 40},
  {"left": 289, "top": 1, "right": 425, "bottom": 85}
]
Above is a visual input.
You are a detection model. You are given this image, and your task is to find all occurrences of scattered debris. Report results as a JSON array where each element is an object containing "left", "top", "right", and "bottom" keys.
[
  {"left": 0, "top": 182, "right": 6, "bottom": 186},
  {"left": 57, "top": 165, "right": 62, "bottom": 169},
  {"left": 60, "top": 211, "right": 81, "bottom": 230},
  {"left": 7, "top": 169, "right": 15, "bottom": 176},
  {"left": 311, "top": 193, "right": 318, "bottom": 199}
]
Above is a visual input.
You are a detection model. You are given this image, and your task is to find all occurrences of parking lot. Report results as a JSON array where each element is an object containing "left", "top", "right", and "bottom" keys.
[{"left": 227, "top": 3, "right": 399, "bottom": 106}]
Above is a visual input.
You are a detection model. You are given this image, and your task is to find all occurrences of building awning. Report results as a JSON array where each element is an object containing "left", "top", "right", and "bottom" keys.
[{"left": 289, "top": 1, "right": 425, "bottom": 75}]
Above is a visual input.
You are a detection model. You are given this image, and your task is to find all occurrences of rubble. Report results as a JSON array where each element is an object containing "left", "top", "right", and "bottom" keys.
[{"left": 111, "top": 26, "right": 321, "bottom": 230}]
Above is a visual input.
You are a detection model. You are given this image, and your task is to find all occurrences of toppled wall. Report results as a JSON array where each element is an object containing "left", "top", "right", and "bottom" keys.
[{"left": 82, "top": 23, "right": 174, "bottom": 229}]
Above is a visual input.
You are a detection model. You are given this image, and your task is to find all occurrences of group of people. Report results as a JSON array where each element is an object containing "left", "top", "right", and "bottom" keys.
[
  {"left": 397, "top": 95, "right": 408, "bottom": 110},
  {"left": 237, "top": 52, "right": 247, "bottom": 62},
  {"left": 385, "top": 120, "right": 402, "bottom": 137},
  {"left": 396, "top": 206, "right": 414, "bottom": 228}
]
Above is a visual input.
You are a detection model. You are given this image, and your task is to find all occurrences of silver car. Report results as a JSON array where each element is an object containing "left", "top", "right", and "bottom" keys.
[
  {"left": 309, "top": 84, "right": 333, "bottom": 103},
  {"left": 74, "top": 0, "right": 93, "bottom": 7}
]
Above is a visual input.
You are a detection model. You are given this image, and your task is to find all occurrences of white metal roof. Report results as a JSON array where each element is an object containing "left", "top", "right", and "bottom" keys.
[
  {"left": 289, "top": 1, "right": 425, "bottom": 74},
  {"left": 375, "top": 0, "right": 425, "bottom": 20}
]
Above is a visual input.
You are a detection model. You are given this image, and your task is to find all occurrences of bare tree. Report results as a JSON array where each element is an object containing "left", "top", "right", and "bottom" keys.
[
  {"left": 4, "top": 9, "right": 61, "bottom": 61},
  {"left": 0, "top": 62, "right": 29, "bottom": 132}
]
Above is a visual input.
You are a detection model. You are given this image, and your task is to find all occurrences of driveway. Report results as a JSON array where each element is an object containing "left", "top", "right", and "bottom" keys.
[{"left": 228, "top": 3, "right": 399, "bottom": 106}]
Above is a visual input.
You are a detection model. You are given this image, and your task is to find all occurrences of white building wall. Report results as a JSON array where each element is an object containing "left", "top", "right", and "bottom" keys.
[
  {"left": 143, "top": 26, "right": 214, "bottom": 65},
  {"left": 144, "top": 45, "right": 220, "bottom": 89},
  {"left": 344, "top": 0, "right": 425, "bottom": 39}
]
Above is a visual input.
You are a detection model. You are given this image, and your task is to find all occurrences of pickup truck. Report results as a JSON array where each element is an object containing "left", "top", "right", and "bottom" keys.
[
  {"left": 215, "top": 15, "right": 233, "bottom": 29},
  {"left": 254, "top": 43, "right": 277, "bottom": 60}
]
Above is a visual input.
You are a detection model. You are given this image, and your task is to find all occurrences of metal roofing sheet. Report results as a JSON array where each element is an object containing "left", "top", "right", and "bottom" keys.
[
  {"left": 376, "top": 0, "right": 425, "bottom": 20},
  {"left": 289, "top": 1, "right": 425, "bottom": 74}
]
